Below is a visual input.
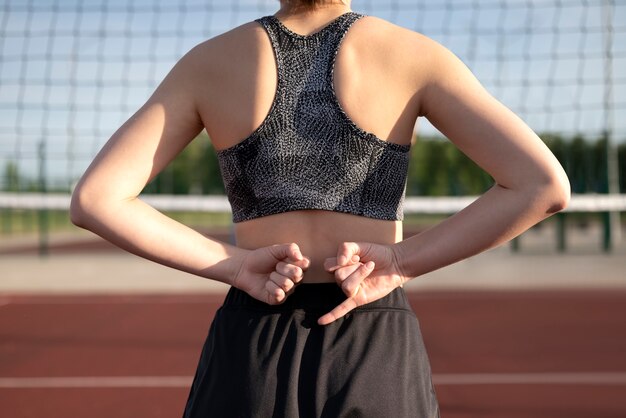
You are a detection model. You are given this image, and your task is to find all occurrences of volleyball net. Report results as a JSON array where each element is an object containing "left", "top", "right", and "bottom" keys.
[
  {"left": 0, "top": 0, "right": 625, "bottom": 251},
  {"left": 1, "top": 0, "right": 624, "bottom": 191},
  {"left": 2, "top": 192, "right": 626, "bottom": 214}
]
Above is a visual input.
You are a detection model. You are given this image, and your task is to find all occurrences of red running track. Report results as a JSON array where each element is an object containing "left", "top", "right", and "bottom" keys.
[{"left": 1, "top": 290, "right": 625, "bottom": 418}]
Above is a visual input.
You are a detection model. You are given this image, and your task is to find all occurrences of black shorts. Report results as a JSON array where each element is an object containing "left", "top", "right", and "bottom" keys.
[{"left": 183, "top": 283, "right": 440, "bottom": 418}]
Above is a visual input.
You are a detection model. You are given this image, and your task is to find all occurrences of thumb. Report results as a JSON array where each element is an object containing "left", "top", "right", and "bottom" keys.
[{"left": 337, "top": 242, "right": 363, "bottom": 266}]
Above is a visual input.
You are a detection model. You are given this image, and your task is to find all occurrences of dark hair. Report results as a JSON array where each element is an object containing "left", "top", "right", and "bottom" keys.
[{"left": 288, "top": 0, "right": 344, "bottom": 7}]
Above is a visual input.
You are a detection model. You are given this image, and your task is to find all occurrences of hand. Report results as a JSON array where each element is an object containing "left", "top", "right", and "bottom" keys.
[
  {"left": 318, "top": 242, "right": 409, "bottom": 326},
  {"left": 232, "top": 243, "right": 311, "bottom": 305}
]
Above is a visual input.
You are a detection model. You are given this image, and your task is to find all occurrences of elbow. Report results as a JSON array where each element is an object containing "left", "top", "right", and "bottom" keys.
[
  {"left": 540, "top": 171, "right": 571, "bottom": 215},
  {"left": 69, "top": 187, "right": 88, "bottom": 228},
  {"left": 545, "top": 186, "right": 570, "bottom": 214},
  {"left": 69, "top": 185, "right": 101, "bottom": 229},
  {"left": 508, "top": 168, "right": 571, "bottom": 215},
  {"left": 70, "top": 182, "right": 133, "bottom": 229}
]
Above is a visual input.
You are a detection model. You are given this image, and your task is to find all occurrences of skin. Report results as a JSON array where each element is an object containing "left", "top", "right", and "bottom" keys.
[{"left": 70, "top": 0, "right": 571, "bottom": 326}]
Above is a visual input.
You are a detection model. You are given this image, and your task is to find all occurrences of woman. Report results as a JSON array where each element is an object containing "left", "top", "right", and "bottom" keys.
[{"left": 70, "top": 0, "right": 570, "bottom": 416}]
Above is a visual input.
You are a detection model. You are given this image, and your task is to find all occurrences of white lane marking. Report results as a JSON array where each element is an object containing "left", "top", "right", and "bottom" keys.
[
  {"left": 433, "top": 372, "right": 626, "bottom": 385},
  {"left": 1, "top": 373, "right": 626, "bottom": 389},
  {"left": 0, "top": 297, "right": 218, "bottom": 305},
  {"left": 0, "top": 376, "right": 193, "bottom": 388}
]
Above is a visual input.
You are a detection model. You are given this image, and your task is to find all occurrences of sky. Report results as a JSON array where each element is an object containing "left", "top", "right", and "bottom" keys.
[{"left": 0, "top": 0, "right": 624, "bottom": 188}]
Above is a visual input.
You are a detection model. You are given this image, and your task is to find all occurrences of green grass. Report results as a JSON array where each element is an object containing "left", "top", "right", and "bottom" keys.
[
  {"left": 1, "top": 209, "right": 73, "bottom": 235},
  {"left": 0, "top": 208, "right": 234, "bottom": 236},
  {"left": 160, "top": 210, "right": 233, "bottom": 229},
  {"left": 1, "top": 208, "right": 624, "bottom": 237},
  {"left": 402, "top": 213, "right": 448, "bottom": 228}
]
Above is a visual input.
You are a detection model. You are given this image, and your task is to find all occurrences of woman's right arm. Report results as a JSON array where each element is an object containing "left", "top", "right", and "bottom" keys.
[
  {"left": 317, "top": 28, "right": 571, "bottom": 326},
  {"left": 70, "top": 43, "right": 309, "bottom": 300}
]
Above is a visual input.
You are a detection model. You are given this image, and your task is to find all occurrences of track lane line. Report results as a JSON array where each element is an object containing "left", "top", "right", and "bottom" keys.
[
  {"left": 0, "top": 296, "right": 217, "bottom": 305},
  {"left": 0, "top": 376, "right": 193, "bottom": 388},
  {"left": 433, "top": 372, "right": 626, "bottom": 385},
  {"left": 2, "top": 373, "right": 626, "bottom": 388}
]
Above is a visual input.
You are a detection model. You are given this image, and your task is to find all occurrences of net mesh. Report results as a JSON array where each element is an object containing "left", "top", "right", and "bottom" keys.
[{"left": 0, "top": 0, "right": 624, "bottom": 191}]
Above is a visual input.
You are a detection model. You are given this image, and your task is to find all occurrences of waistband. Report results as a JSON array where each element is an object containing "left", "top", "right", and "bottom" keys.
[{"left": 222, "top": 283, "right": 413, "bottom": 314}]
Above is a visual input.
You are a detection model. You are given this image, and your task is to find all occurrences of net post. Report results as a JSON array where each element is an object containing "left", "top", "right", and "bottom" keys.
[
  {"left": 37, "top": 139, "right": 49, "bottom": 257},
  {"left": 602, "top": 0, "right": 621, "bottom": 252},
  {"left": 1, "top": 207, "right": 10, "bottom": 235},
  {"left": 601, "top": 211, "right": 612, "bottom": 253},
  {"left": 556, "top": 212, "right": 567, "bottom": 253}
]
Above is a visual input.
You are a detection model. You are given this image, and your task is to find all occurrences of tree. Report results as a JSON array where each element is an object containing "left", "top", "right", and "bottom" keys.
[{"left": 3, "top": 161, "right": 20, "bottom": 191}]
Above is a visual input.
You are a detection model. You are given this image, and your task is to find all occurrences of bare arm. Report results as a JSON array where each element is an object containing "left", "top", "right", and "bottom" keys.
[
  {"left": 318, "top": 35, "right": 570, "bottom": 325},
  {"left": 71, "top": 40, "right": 309, "bottom": 302},
  {"left": 392, "top": 36, "right": 570, "bottom": 279},
  {"left": 69, "top": 45, "right": 248, "bottom": 284}
]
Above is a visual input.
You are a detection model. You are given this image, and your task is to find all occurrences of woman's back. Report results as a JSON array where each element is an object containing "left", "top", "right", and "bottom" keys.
[{"left": 187, "top": 10, "right": 426, "bottom": 281}]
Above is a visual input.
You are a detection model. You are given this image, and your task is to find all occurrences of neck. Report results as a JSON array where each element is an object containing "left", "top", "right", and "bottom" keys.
[{"left": 277, "top": 1, "right": 352, "bottom": 18}]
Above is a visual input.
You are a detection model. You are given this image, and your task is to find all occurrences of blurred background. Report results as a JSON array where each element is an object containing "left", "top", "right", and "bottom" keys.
[
  {"left": 0, "top": 0, "right": 624, "bottom": 254},
  {"left": 0, "top": 1, "right": 625, "bottom": 417}
]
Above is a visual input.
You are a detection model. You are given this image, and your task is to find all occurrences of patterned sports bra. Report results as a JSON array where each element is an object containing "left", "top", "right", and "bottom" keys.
[{"left": 216, "top": 12, "right": 411, "bottom": 223}]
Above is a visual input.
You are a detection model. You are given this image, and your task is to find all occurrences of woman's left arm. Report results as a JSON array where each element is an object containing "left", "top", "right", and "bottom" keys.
[
  {"left": 391, "top": 34, "right": 571, "bottom": 277},
  {"left": 318, "top": 34, "right": 570, "bottom": 325}
]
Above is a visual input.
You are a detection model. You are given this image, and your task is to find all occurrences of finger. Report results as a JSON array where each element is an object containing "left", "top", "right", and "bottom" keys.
[
  {"left": 282, "top": 253, "right": 311, "bottom": 272},
  {"left": 275, "top": 261, "right": 303, "bottom": 282},
  {"left": 341, "top": 261, "right": 375, "bottom": 298},
  {"left": 281, "top": 259, "right": 310, "bottom": 278},
  {"left": 324, "top": 257, "right": 337, "bottom": 272},
  {"left": 299, "top": 256, "right": 312, "bottom": 270},
  {"left": 265, "top": 280, "right": 286, "bottom": 304},
  {"left": 336, "top": 242, "right": 361, "bottom": 267},
  {"left": 269, "top": 271, "right": 295, "bottom": 293},
  {"left": 324, "top": 254, "right": 360, "bottom": 272},
  {"left": 332, "top": 262, "right": 363, "bottom": 284},
  {"left": 270, "top": 243, "right": 303, "bottom": 262},
  {"left": 317, "top": 296, "right": 359, "bottom": 326}
]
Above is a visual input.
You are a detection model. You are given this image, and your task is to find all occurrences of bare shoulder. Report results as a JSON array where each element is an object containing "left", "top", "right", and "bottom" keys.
[
  {"left": 352, "top": 15, "right": 431, "bottom": 47},
  {"left": 348, "top": 15, "right": 449, "bottom": 96},
  {"left": 176, "top": 21, "right": 266, "bottom": 77},
  {"left": 164, "top": 20, "right": 273, "bottom": 132}
]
